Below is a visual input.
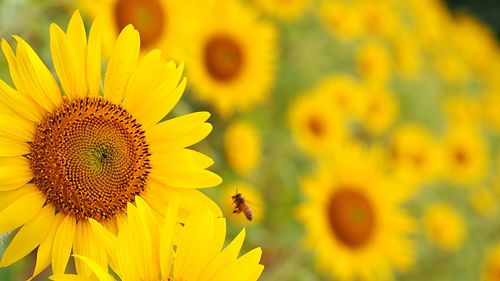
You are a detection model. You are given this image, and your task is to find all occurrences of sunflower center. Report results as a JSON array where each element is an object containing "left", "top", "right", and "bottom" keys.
[
  {"left": 326, "top": 188, "right": 375, "bottom": 249},
  {"left": 114, "top": 0, "right": 165, "bottom": 49},
  {"left": 453, "top": 148, "right": 468, "bottom": 165},
  {"left": 204, "top": 35, "right": 244, "bottom": 81},
  {"left": 308, "top": 116, "right": 325, "bottom": 137},
  {"left": 30, "top": 97, "right": 151, "bottom": 222}
]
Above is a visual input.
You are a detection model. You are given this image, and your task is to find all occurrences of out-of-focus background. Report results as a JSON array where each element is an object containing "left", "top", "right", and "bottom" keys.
[{"left": 1, "top": 0, "right": 500, "bottom": 280}]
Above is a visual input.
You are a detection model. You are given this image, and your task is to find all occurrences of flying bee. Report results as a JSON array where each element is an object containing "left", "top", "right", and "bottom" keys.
[{"left": 232, "top": 192, "right": 253, "bottom": 221}]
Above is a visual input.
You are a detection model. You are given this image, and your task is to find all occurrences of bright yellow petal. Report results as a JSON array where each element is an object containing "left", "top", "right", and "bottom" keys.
[
  {"left": 0, "top": 183, "right": 38, "bottom": 211},
  {"left": 73, "top": 221, "right": 108, "bottom": 277},
  {"left": 150, "top": 163, "right": 222, "bottom": 189},
  {"left": 202, "top": 229, "right": 246, "bottom": 280},
  {"left": 13, "top": 37, "right": 62, "bottom": 112},
  {"left": 0, "top": 186, "right": 45, "bottom": 234},
  {"left": 50, "top": 274, "right": 93, "bottom": 281},
  {"left": 0, "top": 157, "right": 33, "bottom": 191},
  {"left": 0, "top": 205, "right": 54, "bottom": 267},
  {"left": 52, "top": 215, "right": 77, "bottom": 275},
  {"left": 66, "top": 11, "right": 88, "bottom": 97},
  {"left": 88, "top": 219, "right": 117, "bottom": 268},
  {"left": 103, "top": 25, "right": 139, "bottom": 104},
  {"left": 0, "top": 80, "right": 44, "bottom": 123},
  {"left": 87, "top": 17, "right": 102, "bottom": 96},
  {"left": 0, "top": 136, "right": 29, "bottom": 157},
  {"left": 148, "top": 111, "right": 212, "bottom": 149},
  {"left": 0, "top": 113, "right": 35, "bottom": 143},
  {"left": 71, "top": 255, "right": 116, "bottom": 281},
  {"left": 130, "top": 65, "right": 185, "bottom": 129},
  {"left": 213, "top": 247, "right": 263, "bottom": 281},
  {"left": 160, "top": 194, "right": 179, "bottom": 280},
  {"left": 29, "top": 210, "right": 62, "bottom": 280}
]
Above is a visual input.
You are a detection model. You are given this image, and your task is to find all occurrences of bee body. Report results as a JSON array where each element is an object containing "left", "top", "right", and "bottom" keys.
[{"left": 232, "top": 192, "right": 253, "bottom": 221}]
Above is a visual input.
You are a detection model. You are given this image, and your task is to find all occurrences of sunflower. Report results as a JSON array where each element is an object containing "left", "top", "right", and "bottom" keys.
[
  {"left": 288, "top": 89, "right": 347, "bottom": 156},
  {"left": 481, "top": 244, "right": 500, "bottom": 281},
  {"left": 387, "top": 124, "right": 441, "bottom": 189},
  {"left": 318, "top": 0, "right": 363, "bottom": 40},
  {"left": 297, "top": 145, "right": 415, "bottom": 281},
  {"left": 356, "top": 41, "right": 392, "bottom": 88},
  {"left": 441, "top": 125, "right": 488, "bottom": 185},
  {"left": 184, "top": 0, "right": 277, "bottom": 117},
  {"left": 79, "top": 0, "right": 193, "bottom": 57},
  {"left": 422, "top": 202, "right": 466, "bottom": 251},
  {"left": 252, "top": 0, "right": 310, "bottom": 22},
  {"left": 50, "top": 196, "right": 264, "bottom": 281},
  {"left": 358, "top": 86, "right": 398, "bottom": 136},
  {"left": 469, "top": 187, "right": 497, "bottom": 218},
  {"left": 224, "top": 120, "right": 262, "bottom": 176},
  {"left": 0, "top": 11, "right": 221, "bottom": 277},
  {"left": 316, "top": 75, "right": 364, "bottom": 119}
]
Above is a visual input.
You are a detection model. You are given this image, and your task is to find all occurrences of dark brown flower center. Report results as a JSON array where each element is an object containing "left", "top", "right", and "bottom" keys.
[
  {"left": 307, "top": 116, "right": 325, "bottom": 137},
  {"left": 114, "top": 0, "right": 165, "bottom": 49},
  {"left": 326, "top": 188, "right": 375, "bottom": 249},
  {"left": 453, "top": 148, "right": 469, "bottom": 166},
  {"left": 204, "top": 35, "right": 244, "bottom": 81},
  {"left": 30, "top": 97, "right": 151, "bottom": 222}
]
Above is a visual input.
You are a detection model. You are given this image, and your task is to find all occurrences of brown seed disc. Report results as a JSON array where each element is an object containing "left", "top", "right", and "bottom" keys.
[
  {"left": 114, "top": 0, "right": 165, "bottom": 49},
  {"left": 29, "top": 97, "right": 151, "bottom": 222},
  {"left": 204, "top": 35, "right": 244, "bottom": 82},
  {"left": 326, "top": 188, "right": 376, "bottom": 249},
  {"left": 307, "top": 116, "right": 325, "bottom": 137}
]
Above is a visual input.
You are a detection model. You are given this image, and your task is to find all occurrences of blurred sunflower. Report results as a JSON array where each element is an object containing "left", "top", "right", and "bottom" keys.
[
  {"left": 422, "top": 202, "right": 466, "bottom": 251},
  {"left": 481, "top": 244, "right": 500, "bottom": 281},
  {"left": 388, "top": 124, "right": 441, "bottom": 189},
  {"left": 469, "top": 187, "right": 497, "bottom": 218},
  {"left": 441, "top": 126, "right": 488, "bottom": 185},
  {"left": 50, "top": 196, "right": 264, "bottom": 281},
  {"left": 252, "top": 0, "right": 310, "bottom": 22},
  {"left": 184, "top": 0, "right": 277, "bottom": 117},
  {"left": 288, "top": 90, "right": 346, "bottom": 156},
  {"left": 297, "top": 145, "right": 415, "bottom": 281},
  {"left": 79, "top": 0, "right": 191, "bottom": 57},
  {"left": 317, "top": 75, "right": 364, "bottom": 118},
  {"left": 358, "top": 87, "right": 398, "bottom": 136},
  {"left": 356, "top": 41, "right": 392, "bottom": 87},
  {"left": 318, "top": 0, "right": 362, "bottom": 40},
  {"left": 224, "top": 120, "right": 262, "bottom": 176},
  {"left": 0, "top": 11, "right": 221, "bottom": 277},
  {"left": 442, "top": 95, "right": 480, "bottom": 126}
]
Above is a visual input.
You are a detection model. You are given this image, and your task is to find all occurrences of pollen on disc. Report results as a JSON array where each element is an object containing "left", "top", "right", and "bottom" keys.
[{"left": 29, "top": 97, "right": 151, "bottom": 222}]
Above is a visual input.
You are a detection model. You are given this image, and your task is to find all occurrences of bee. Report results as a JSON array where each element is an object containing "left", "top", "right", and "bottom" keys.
[{"left": 232, "top": 192, "right": 253, "bottom": 221}]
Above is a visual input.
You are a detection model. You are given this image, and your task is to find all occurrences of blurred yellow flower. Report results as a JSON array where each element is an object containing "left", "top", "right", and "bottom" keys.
[
  {"left": 224, "top": 120, "right": 262, "bottom": 176},
  {"left": 317, "top": 75, "right": 364, "bottom": 118},
  {"left": 319, "top": 0, "right": 362, "bottom": 40},
  {"left": 0, "top": 11, "right": 221, "bottom": 278},
  {"left": 50, "top": 196, "right": 264, "bottom": 281},
  {"left": 481, "top": 90, "right": 500, "bottom": 132},
  {"left": 185, "top": 0, "right": 277, "bottom": 117},
  {"left": 252, "top": 0, "right": 310, "bottom": 22},
  {"left": 481, "top": 244, "right": 500, "bottom": 281},
  {"left": 422, "top": 202, "right": 466, "bottom": 251},
  {"left": 222, "top": 182, "right": 265, "bottom": 225},
  {"left": 432, "top": 50, "right": 470, "bottom": 85},
  {"left": 356, "top": 41, "right": 392, "bottom": 87},
  {"left": 358, "top": 87, "right": 398, "bottom": 136},
  {"left": 79, "top": 0, "right": 191, "bottom": 57},
  {"left": 297, "top": 145, "right": 415, "bottom": 281},
  {"left": 288, "top": 90, "right": 346, "bottom": 156},
  {"left": 469, "top": 187, "right": 497, "bottom": 218},
  {"left": 358, "top": 1, "right": 399, "bottom": 39},
  {"left": 388, "top": 124, "right": 441, "bottom": 190},
  {"left": 441, "top": 126, "right": 488, "bottom": 185},
  {"left": 442, "top": 95, "right": 480, "bottom": 126},
  {"left": 391, "top": 33, "right": 422, "bottom": 78}
]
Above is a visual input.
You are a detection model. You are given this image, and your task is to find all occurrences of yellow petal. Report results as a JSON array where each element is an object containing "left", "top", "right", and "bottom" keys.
[
  {"left": 52, "top": 215, "right": 77, "bottom": 275},
  {"left": 202, "top": 229, "right": 246, "bottom": 280},
  {"left": 88, "top": 219, "right": 117, "bottom": 268},
  {"left": 72, "top": 255, "right": 115, "bottom": 281},
  {"left": 87, "top": 17, "right": 102, "bottom": 96},
  {"left": 0, "top": 183, "right": 38, "bottom": 211},
  {"left": 1, "top": 39, "right": 23, "bottom": 94},
  {"left": 0, "top": 187, "right": 45, "bottom": 234},
  {"left": 73, "top": 221, "right": 107, "bottom": 277},
  {"left": 66, "top": 11, "right": 87, "bottom": 97},
  {"left": 0, "top": 205, "right": 54, "bottom": 267},
  {"left": 30, "top": 210, "right": 62, "bottom": 280},
  {"left": 0, "top": 80, "right": 44, "bottom": 123},
  {"left": 0, "top": 113, "right": 35, "bottom": 143},
  {"left": 0, "top": 136, "right": 29, "bottom": 157},
  {"left": 50, "top": 23, "right": 86, "bottom": 99},
  {"left": 159, "top": 194, "right": 179, "bottom": 279},
  {"left": 0, "top": 157, "right": 33, "bottom": 191},
  {"left": 150, "top": 161, "right": 222, "bottom": 189},
  {"left": 213, "top": 247, "right": 263, "bottom": 281},
  {"left": 50, "top": 274, "right": 93, "bottom": 281},
  {"left": 13, "top": 37, "right": 62, "bottom": 112},
  {"left": 103, "top": 25, "right": 139, "bottom": 104}
]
